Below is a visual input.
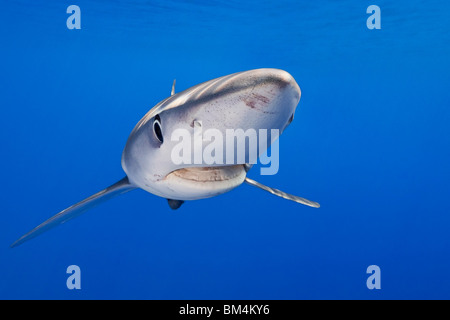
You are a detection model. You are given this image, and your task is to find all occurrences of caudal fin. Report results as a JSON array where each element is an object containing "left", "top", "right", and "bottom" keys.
[
  {"left": 244, "top": 177, "right": 320, "bottom": 208},
  {"left": 11, "top": 177, "right": 135, "bottom": 248}
]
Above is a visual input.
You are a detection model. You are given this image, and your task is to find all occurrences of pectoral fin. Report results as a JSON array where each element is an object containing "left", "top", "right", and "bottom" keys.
[
  {"left": 11, "top": 177, "right": 136, "bottom": 248},
  {"left": 167, "top": 199, "right": 184, "bottom": 210},
  {"left": 244, "top": 177, "right": 320, "bottom": 208}
]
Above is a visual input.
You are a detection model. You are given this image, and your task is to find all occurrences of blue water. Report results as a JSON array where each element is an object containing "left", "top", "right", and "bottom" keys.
[{"left": 1, "top": 0, "right": 449, "bottom": 299}]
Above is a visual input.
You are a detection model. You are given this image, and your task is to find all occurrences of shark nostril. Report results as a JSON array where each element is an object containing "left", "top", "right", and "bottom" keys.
[{"left": 192, "top": 119, "right": 202, "bottom": 128}]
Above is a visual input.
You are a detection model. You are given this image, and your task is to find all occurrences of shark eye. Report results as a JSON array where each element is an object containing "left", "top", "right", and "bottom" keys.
[
  {"left": 287, "top": 113, "right": 294, "bottom": 125},
  {"left": 153, "top": 114, "right": 163, "bottom": 143}
]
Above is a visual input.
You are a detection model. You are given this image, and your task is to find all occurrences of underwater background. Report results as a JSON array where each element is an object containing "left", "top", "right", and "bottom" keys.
[{"left": 1, "top": 0, "right": 449, "bottom": 299}]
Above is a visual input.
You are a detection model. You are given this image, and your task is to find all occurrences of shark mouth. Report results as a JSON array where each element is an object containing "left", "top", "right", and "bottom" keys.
[
  {"left": 167, "top": 164, "right": 245, "bottom": 182},
  {"left": 163, "top": 165, "right": 247, "bottom": 200}
]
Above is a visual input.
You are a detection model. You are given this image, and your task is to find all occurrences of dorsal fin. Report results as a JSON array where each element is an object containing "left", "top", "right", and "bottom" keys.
[{"left": 171, "top": 79, "right": 176, "bottom": 96}]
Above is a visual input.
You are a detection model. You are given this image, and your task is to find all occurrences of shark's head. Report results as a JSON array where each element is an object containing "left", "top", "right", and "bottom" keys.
[{"left": 121, "top": 68, "right": 301, "bottom": 200}]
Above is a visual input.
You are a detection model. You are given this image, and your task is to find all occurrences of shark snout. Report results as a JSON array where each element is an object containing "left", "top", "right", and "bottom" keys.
[{"left": 232, "top": 68, "right": 301, "bottom": 132}]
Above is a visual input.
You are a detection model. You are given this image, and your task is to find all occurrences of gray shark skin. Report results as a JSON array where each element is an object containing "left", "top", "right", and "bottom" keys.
[{"left": 11, "top": 68, "right": 319, "bottom": 248}]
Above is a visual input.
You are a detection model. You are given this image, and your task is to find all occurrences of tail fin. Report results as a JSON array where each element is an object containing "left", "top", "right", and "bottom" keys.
[
  {"left": 244, "top": 177, "right": 320, "bottom": 208},
  {"left": 11, "top": 177, "right": 135, "bottom": 248}
]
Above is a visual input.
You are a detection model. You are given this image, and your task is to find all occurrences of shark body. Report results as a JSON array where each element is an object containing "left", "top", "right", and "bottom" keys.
[{"left": 11, "top": 68, "right": 319, "bottom": 248}]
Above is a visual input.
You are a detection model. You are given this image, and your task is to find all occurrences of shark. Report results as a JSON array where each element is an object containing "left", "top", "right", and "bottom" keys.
[{"left": 11, "top": 68, "right": 319, "bottom": 248}]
